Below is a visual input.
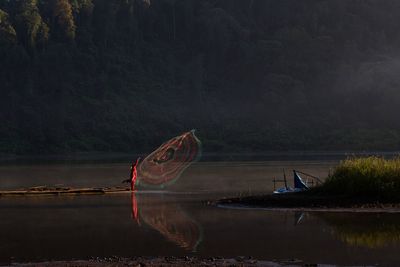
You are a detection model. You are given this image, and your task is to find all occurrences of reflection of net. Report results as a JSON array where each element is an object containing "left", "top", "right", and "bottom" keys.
[
  {"left": 137, "top": 130, "right": 201, "bottom": 188},
  {"left": 137, "top": 195, "right": 202, "bottom": 251}
]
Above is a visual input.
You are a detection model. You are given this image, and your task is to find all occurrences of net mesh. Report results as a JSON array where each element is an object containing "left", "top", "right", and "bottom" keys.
[{"left": 136, "top": 130, "right": 201, "bottom": 188}]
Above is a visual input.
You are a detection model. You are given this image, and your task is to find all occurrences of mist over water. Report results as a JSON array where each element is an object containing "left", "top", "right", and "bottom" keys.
[{"left": 0, "top": 159, "right": 334, "bottom": 193}]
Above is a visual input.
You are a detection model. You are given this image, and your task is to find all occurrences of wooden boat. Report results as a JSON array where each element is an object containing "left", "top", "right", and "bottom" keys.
[
  {"left": 0, "top": 186, "right": 130, "bottom": 197},
  {"left": 273, "top": 170, "right": 322, "bottom": 194}
]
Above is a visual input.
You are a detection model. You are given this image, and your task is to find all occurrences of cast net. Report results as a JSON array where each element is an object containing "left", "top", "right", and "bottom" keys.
[{"left": 136, "top": 130, "right": 201, "bottom": 188}]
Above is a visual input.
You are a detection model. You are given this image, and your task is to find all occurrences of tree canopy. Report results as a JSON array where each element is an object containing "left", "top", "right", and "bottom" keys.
[{"left": 1, "top": 0, "right": 400, "bottom": 154}]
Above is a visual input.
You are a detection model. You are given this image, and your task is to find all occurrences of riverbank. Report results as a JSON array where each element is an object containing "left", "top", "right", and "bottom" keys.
[
  {"left": 216, "top": 157, "right": 400, "bottom": 211},
  {"left": 4, "top": 257, "right": 311, "bottom": 267},
  {"left": 216, "top": 192, "right": 400, "bottom": 212}
]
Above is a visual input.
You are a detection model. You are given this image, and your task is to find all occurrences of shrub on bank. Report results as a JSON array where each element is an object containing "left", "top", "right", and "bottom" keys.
[{"left": 320, "top": 157, "right": 400, "bottom": 200}]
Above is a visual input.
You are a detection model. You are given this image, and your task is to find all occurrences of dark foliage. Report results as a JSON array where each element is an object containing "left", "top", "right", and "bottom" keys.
[
  {"left": 320, "top": 157, "right": 400, "bottom": 200},
  {"left": 1, "top": 0, "right": 400, "bottom": 154}
]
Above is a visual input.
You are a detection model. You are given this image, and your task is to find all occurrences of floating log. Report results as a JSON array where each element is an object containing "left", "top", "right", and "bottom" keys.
[{"left": 0, "top": 186, "right": 130, "bottom": 197}]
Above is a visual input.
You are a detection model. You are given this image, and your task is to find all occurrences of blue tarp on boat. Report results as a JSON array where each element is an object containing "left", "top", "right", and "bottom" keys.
[{"left": 293, "top": 170, "right": 309, "bottom": 190}]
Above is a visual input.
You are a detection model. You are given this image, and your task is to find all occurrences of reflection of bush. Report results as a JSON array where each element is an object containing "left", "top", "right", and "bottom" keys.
[
  {"left": 333, "top": 226, "right": 400, "bottom": 249},
  {"left": 319, "top": 213, "right": 400, "bottom": 248}
]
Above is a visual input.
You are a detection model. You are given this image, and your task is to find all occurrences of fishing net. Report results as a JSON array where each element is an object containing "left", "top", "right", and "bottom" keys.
[{"left": 136, "top": 130, "right": 201, "bottom": 188}]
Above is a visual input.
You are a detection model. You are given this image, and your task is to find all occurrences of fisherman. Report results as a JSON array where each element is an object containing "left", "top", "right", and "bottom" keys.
[{"left": 123, "top": 157, "right": 141, "bottom": 191}]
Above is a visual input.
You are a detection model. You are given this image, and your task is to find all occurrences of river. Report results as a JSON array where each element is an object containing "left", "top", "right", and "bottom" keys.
[{"left": 0, "top": 159, "right": 399, "bottom": 266}]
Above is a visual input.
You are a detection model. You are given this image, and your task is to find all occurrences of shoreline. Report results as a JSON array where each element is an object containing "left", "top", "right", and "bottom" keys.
[
  {"left": 1, "top": 257, "right": 362, "bottom": 267},
  {"left": 217, "top": 203, "right": 400, "bottom": 213},
  {"left": 215, "top": 193, "right": 400, "bottom": 213}
]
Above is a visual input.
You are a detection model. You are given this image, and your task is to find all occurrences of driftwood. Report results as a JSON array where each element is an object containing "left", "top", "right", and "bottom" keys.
[{"left": 0, "top": 186, "right": 130, "bottom": 197}]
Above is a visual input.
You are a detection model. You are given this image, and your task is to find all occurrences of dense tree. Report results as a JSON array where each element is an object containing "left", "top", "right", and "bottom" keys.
[
  {"left": 0, "top": 8, "right": 17, "bottom": 46},
  {"left": 1, "top": 0, "right": 400, "bottom": 154},
  {"left": 13, "top": 0, "right": 49, "bottom": 49},
  {"left": 49, "top": 0, "right": 76, "bottom": 41}
]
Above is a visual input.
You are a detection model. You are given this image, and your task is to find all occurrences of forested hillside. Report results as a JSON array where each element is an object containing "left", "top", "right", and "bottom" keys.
[{"left": 1, "top": 0, "right": 400, "bottom": 154}]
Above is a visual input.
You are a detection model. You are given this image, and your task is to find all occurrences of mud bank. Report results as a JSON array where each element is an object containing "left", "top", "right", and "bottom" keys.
[{"left": 216, "top": 193, "right": 400, "bottom": 213}]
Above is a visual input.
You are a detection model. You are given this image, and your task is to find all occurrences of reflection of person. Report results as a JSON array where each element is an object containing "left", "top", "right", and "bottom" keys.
[
  {"left": 123, "top": 157, "right": 141, "bottom": 191},
  {"left": 131, "top": 192, "right": 140, "bottom": 225}
]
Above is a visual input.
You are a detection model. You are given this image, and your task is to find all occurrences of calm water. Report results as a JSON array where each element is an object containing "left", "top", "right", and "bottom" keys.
[{"left": 1, "top": 160, "right": 400, "bottom": 266}]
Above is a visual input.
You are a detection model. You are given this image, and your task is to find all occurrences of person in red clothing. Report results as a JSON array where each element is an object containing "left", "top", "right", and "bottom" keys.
[
  {"left": 123, "top": 157, "right": 141, "bottom": 191},
  {"left": 130, "top": 157, "right": 140, "bottom": 191}
]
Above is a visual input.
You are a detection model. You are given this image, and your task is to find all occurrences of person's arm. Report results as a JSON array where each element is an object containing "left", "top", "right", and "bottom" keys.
[{"left": 122, "top": 164, "right": 134, "bottom": 183}]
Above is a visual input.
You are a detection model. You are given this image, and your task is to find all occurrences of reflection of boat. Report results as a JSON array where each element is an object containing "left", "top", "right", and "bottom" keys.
[
  {"left": 294, "top": 212, "right": 306, "bottom": 225},
  {"left": 131, "top": 193, "right": 202, "bottom": 251},
  {"left": 273, "top": 170, "right": 321, "bottom": 194}
]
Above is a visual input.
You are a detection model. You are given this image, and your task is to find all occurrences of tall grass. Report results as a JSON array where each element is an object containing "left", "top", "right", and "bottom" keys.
[{"left": 320, "top": 156, "right": 400, "bottom": 199}]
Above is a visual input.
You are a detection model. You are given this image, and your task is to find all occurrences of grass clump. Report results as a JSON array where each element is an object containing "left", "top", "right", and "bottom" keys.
[{"left": 320, "top": 156, "right": 400, "bottom": 200}]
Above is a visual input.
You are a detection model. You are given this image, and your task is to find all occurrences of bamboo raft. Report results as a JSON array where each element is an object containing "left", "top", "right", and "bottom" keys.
[{"left": 0, "top": 186, "right": 130, "bottom": 197}]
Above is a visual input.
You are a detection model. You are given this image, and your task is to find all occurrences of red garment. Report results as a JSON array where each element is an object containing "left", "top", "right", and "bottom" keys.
[
  {"left": 131, "top": 192, "right": 140, "bottom": 225},
  {"left": 131, "top": 158, "right": 140, "bottom": 191}
]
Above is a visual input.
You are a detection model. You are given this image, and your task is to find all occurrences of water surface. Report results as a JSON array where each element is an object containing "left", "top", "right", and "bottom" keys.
[{"left": 1, "top": 160, "right": 399, "bottom": 266}]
